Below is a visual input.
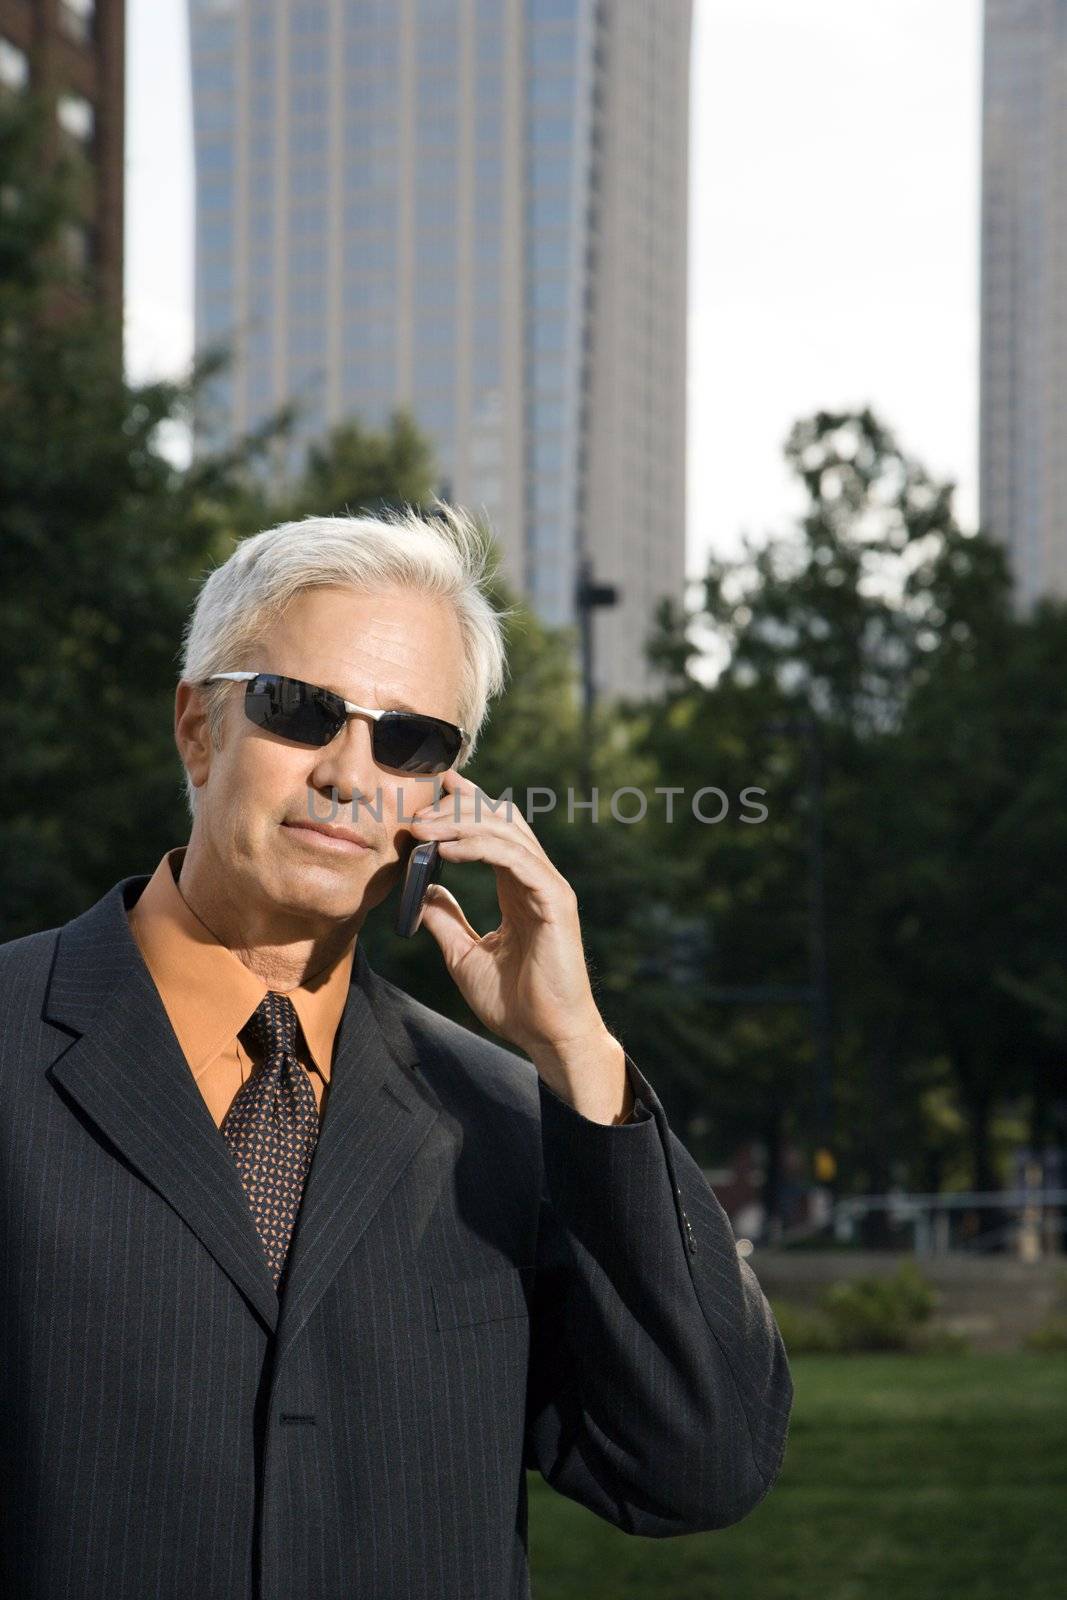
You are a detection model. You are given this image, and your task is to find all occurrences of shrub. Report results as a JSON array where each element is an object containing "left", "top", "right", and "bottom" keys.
[
  {"left": 1022, "top": 1316, "right": 1067, "bottom": 1353},
  {"left": 812, "top": 1260, "right": 949, "bottom": 1352},
  {"left": 768, "top": 1297, "right": 839, "bottom": 1353},
  {"left": 771, "top": 1263, "right": 968, "bottom": 1355},
  {"left": 1023, "top": 1266, "right": 1067, "bottom": 1351}
]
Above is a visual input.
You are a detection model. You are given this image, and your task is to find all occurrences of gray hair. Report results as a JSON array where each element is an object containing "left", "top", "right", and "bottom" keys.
[{"left": 178, "top": 500, "right": 513, "bottom": 818}]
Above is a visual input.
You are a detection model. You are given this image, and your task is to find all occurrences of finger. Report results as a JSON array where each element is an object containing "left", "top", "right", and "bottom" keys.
[
  {"left": 425, "top": 768, "right": 476, "bottom": 814},
  {"left": 412, "top": 795, "right": 543, "bottom": 849},
  {"left": 419, "top": 769, "right": 536, "bottom": 837},
  {"left": 414, "top": 783, "right": 509, "bottom": 822},
  {"left": 500, "top": 801, "right": 540, "bottom": 847},
  {"left": 434, "top": 831, "right": 568, "bottom": 916},
  {"left": 417, "top": 882, "right": 482, "bottom": 965},
  {"left": 441, "top": 767, "right": 478, "bottom": 796}
]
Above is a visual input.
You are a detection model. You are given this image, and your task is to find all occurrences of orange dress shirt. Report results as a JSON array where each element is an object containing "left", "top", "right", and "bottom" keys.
[{"left": 127, "top": 846, "right": 355, "bottom": 1128}]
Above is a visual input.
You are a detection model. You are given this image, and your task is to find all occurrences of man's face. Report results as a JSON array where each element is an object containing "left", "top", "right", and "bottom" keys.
[{"left": 178, "top": 583, "right": 467, "bottom": 927}]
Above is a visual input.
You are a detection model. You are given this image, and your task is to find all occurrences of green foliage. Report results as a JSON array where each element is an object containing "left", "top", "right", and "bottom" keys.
[
  {"left": 819, "top": 1261, "right": 936, "bottom": 1351},
  {"left": 3, "top": 78, "right": 1065, "bottom": 1209},
  {"left": 0, "top": 95, "right": 84, "bottom": 304},
  {"left": 766, "top": 1297, "right": 840, "bottom": 1353},
  {"left": 772, "top": 1263, "right": 971, "bottom": 1355},
  {"left": 644, "top": 407, "right": 1067, "bottom": 1193},
  {"left": 1023, "top": 1267, "right": 1067, "bottom": 1352},
  {"left": 286, "top": 410, "right": 439, "bottom": 518},
  {"left": 1023, "top": 1317, "right": 1067, "bottom": 1353},
  {"left": 0, "top": 95, "right": 443, "bottom": 939},
  {"left": 0, "top": 100, "right": 218, "bottom": 929}
]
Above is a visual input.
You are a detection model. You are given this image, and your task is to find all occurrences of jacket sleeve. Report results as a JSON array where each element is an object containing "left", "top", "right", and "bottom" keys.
[{"left": 522, "top": 1053, "right": 794, "bottom": 1536}]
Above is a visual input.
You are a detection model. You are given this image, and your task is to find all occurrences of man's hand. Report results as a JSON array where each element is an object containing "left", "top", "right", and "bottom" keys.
[{"left": 408, "top": 770, "right": 633, "bottom": 1125}]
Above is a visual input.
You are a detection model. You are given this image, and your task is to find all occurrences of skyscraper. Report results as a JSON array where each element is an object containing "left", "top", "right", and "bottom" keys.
[
  {"left": 980, "top": 0, "right": 1067, "bottom": 607},
  {"left": 0, "top": 0, "right": 125, "bottom": 321},
  {"left": 189, "top": 0, "right": 691, "bottom": 702}
]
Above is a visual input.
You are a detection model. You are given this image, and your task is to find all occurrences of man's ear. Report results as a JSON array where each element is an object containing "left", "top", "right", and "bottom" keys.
[{"left": 175, "top": 681, "right": 215, "bottom": 791}]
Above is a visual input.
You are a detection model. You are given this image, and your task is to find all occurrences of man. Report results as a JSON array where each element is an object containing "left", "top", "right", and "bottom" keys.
[{"left": 0, "top": 507, "right": 793, "bottom": 1600}]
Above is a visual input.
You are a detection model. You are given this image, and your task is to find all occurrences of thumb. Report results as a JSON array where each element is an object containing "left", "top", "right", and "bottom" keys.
[{"left": 416, "top": 882, "right": 481, "bottom": 966}]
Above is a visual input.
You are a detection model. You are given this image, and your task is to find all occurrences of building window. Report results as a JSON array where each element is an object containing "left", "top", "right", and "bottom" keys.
[
  {"left": 530, "top": 156, "right": 572, "bottom": 191},
  {"left": 527, "top": 0, "right": 579, "bottom": 20},
  {"left": 532, "top": 431, "right": 567, "bottom": 471},
  {"left": 59, "top": 0, "right": 95, "bottom": 46},
  {"left": 202, "top": 294, "right": 233, "bottom": 338},
  {"left": 349, "top": 356, "right": 396, "bottom": 390},
  {"left": 415, "top": 312, "right": 454, "bottom": 350},
  {"left": 476, "top": 25, "right": 503, "bottom": 63},
  {"left": 531, "top": 275, "right": 567, "bottom": 311},
  {"left": 0, "top": 37, "right": 29, "bottom": 92},
  {"left": 57, "top": 93, "right": 95, "bottom": 145},
  {"left": 528, "top": 28, "right": 577, "bottom": 68},
  {"left": 531, "top": 395, "right": 565, "bottom": 429},
  {"left": 527, "top": 72, "right": 574, "bottom": 107},
  {"left": 530, "top": 112, "right": 572, "bottom": 145},
  {"left": 197, "top": 139, "right": 234, "bottom": 173},
  {"left": 474, "top": 353, "right": 501, "bottom": 388},
  {"left": 201, "top": 178, "right": 232, "bottom": 213},
  {"left": 417, "top": 110, "right": 456, "bottom": 148},
  {"left": 527, "top": 188, "right": 570, "bottom": 228},
  {"left": 197, "top": 94, "right": 235, "bottom": 133},
  {"left": 194, "top": 58, "right": 234, "bottom": 94}
]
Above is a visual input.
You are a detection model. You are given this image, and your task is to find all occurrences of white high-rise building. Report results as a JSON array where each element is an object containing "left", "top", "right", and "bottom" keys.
[
  {"left": 980, "top": 0, "right": 1067, "bottom": 606},
  {"left": 189, "top": 0, "right": 691, "bottom": 701}
]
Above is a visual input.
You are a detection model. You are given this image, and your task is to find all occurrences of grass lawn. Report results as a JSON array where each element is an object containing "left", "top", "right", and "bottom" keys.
[{"left": 527, "top": 1353, "right": 1066, "bottom": 1600}]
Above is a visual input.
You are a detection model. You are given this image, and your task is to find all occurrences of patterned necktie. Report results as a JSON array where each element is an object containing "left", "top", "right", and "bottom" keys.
[{"left": 221, "top": 991, "right": 320, "bottom": 1292}]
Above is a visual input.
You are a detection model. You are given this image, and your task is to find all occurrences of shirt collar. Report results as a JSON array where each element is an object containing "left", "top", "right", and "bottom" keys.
[{"left": 126, "top": 846, "right": 356, "bottom": 1081}]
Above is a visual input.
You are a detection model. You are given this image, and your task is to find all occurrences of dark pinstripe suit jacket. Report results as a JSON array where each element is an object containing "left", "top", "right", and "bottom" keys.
[{"left": 0, "top": 872, "right": 793, "bottom": 1600}]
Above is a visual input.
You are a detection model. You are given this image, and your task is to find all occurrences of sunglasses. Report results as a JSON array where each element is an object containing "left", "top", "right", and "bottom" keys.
[{"left": 202, "top": 672, "right": 467, "bottom": 775}]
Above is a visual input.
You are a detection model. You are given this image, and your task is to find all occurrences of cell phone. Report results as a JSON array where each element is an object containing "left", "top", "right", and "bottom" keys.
[{"left": 395, "top": 839, "right": 442, "bottom": 938}]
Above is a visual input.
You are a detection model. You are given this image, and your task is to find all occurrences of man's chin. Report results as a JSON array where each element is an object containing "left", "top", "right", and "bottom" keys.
[
  {"left": 284, "top": 863, "right": 367, "bottom": 900},
  {"left": 262, "top": 854, "right": 369, "bottom": 917}
]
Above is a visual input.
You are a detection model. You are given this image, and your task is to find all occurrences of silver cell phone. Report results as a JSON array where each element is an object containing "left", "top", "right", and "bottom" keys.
[{"left": 395, "top": 840, "right": 442, "bottom": 937}]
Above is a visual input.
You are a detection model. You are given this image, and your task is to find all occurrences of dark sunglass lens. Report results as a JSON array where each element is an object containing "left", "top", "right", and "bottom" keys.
[
  {"left": 374, "top": 714, "right": 461, "bottom": 774},
  {"left": 245, "top": 676, "right": 343, "bottom": 746}
]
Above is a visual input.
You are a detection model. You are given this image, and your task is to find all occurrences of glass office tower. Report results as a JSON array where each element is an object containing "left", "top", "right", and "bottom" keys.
[
  {"left": 190, "top": 0, "right": 691, "bottom": 700},
  {"left": 981, "top": 0, "right": 1067, "bottom": 607}
]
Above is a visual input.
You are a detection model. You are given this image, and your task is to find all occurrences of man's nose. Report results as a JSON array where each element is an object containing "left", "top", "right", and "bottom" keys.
[{"left": 306, "top": 716, "right": 384, "bottom": 817}]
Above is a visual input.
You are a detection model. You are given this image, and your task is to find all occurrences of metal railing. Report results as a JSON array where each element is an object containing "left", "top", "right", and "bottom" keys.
[{"left": 831, "top": 1188, "right": 1067, "bottom": 1256}]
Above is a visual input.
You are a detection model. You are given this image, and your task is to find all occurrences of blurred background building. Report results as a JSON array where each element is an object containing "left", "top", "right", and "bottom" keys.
[
  {"left": 980, "top": 0, "right": 1067, "bottom": 608},
  {"left": 0, "top": 0, "right": 124, "bottom": 319},
  {"left": 187, "top": 0, "right": 691, "bottom": 701}
]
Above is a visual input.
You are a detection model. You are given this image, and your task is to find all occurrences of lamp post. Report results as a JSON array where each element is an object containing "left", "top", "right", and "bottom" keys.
[{"left": 574, "top": 556, "right": 619, "bottom": 792}]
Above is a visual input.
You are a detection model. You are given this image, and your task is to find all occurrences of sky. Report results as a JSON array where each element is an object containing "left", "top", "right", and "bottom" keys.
[{"left": 124, "top": 0, "right": 983, "bottom": 581}]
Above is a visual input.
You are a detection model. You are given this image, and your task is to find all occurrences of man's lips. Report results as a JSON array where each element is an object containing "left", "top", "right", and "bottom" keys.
[{"left": 282, "top": 821, "right": 372, "bottom": 852}]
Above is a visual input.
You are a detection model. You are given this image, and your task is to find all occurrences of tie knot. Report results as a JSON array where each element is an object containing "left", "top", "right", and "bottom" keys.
[{"left": 241, "top": 991, "right": 301, "bottom": 1063}]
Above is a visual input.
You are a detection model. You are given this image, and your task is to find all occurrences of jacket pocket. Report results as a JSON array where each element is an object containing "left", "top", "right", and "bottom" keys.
[{"left": 432, "top": 1265, "right": 533, "bottom": 1332}]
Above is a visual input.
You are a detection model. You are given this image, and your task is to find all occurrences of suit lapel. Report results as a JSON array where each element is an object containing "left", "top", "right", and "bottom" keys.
[
  {"left": 46, "top": 876, "right": 282, "bottom": 1333},
  {"left": 44, "top": 876, "right": 445, "bottom": 1353},
  {"left": 273, "top": 942, "right": 444, "bottom": 1361}
]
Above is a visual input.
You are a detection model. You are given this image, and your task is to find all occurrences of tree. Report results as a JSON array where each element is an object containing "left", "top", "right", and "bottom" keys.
[
  {"left": 0, "top": 96, "right": 441, "bottom": 939},
  {"left": 287, "top": 411, "right": 439, "bottom": 519},
  {"left": 643, "top": 408, "right": 1067, "bottom": 1222}
]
